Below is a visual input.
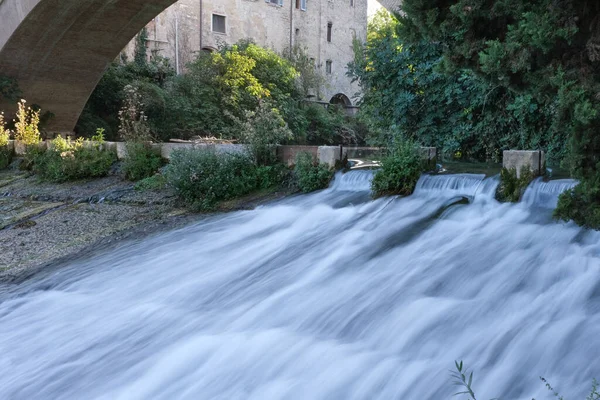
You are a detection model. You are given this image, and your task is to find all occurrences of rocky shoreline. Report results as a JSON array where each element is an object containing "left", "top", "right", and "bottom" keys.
[{"left": 0, "top": 170, "right": 292, "bottom": 284}]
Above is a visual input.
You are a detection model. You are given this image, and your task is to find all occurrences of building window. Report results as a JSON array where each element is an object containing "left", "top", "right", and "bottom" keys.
[
  {"left": 327, "top": 22, "right": 332, "bottom": 42},
  {"left": 301, "top": 0, "right": 307, "bottom": 10},
  {"left": 212, "top": 14, "right": 226, "bottom": 34},
  {"left": 326, "top": 60, "right": 332, "bottom": 74},
  {"left": 350, "top": 0, "right": 354, "bottom": 6},
  {"left": 266, "top": 0, "right": 284, "bottom": 6}
]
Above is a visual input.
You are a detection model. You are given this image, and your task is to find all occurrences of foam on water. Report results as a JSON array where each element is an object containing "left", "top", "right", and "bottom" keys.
[
  {"left": 414, "top": 173, "right": 487, "bottom": 197},
  {"left": 0, "top": 171, "right": 599, "bottom": 400},
  {"left": 522, "top": 177, "right": 579, "bottom": 209}
]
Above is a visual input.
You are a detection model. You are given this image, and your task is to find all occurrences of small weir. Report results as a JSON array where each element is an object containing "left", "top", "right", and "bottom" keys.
[
  {"left": 522, "top": 177, "right": 578, "bottom": 209},
  {"left": 0, "top": 171, "right": 598, "bottom": 400}
]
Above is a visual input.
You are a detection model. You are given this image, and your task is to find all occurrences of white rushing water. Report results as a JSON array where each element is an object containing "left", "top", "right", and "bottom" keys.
[{"left": 1, "top": 172, "right": 599, "bottom": 400}]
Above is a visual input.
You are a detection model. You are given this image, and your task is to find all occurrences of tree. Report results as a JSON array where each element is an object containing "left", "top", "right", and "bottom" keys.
[
  {"left": 397, "top": 0, "right": 600, "bottom": 228},
  {"left": 349, "top": 8, "right": 558, "bottom": 161}
]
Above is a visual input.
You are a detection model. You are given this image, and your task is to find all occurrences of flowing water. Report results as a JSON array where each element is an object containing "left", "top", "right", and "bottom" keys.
[{"left": 1, "top": 172, "right": 599, "bottom": 400}]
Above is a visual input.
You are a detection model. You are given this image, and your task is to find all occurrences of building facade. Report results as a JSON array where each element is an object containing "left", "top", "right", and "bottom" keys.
[{"left": 124, "top": 0, "right": 367, "bottom": 108}]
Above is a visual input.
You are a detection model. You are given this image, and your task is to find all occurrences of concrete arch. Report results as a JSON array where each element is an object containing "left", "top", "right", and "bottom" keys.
[{"left": 0, "top": 0, "right": 179, "bottom": 133}]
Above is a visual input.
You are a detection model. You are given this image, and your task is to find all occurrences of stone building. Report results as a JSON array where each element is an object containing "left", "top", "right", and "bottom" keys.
[{"left": 124, "top": 0, "right": 368, "bottom": 110}]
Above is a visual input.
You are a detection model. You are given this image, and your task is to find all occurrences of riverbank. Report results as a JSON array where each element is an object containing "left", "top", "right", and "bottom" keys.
[{"left": 0, "top": 170, "right": 293, "bottom": 283}]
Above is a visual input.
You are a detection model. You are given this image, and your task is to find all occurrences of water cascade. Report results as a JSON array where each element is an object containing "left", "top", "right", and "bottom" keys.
[{"left": 0, "top": 171, "right": 599, "bottom": 400}]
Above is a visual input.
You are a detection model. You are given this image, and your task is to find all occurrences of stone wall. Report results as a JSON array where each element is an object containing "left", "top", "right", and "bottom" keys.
[{"left": 9, "top": 141, "right": 438, "bottom": 168}]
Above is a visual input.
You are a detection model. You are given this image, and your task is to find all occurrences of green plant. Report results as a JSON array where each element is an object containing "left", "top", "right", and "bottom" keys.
[
  {"left": 239, "top": 101, "right": 292, "bottom": 166},
  {"left": 118, "top": 85, "right": 152, "bottom": 142},
  {"left": 14, "top": 99, "right": 41, "bottom": 146},
  {"left": 33, "top": 135, "right": 116, "bottom": 182},
  {"left": 134, "top": 174, "right": 167, "bottom": 191},
  {"left": 255, "top": 164, "right": 289, "bottom": 189},
  {"left": 0, "top": 112, "right": 11, "bottom": 169},
  {"left": 0, "top": 112, "right": 9, "bottom": 147},
  {"left": 371, "top": 139, "right": 422, "bottom": 197},
  {"left": 554, "top": 179, "right": 600, "bottom": 228},
  {"left": 165, "top": 147, "right": 261, "bottom": 211},
  {"left": 294, "top": 152, "right": 333, "bottom": 193},
  {"left": 496, "top": 167, "right": 535, "bottom": 203},
  {"left": 122, "top": 141, "right": 163, "bottom": 181}
]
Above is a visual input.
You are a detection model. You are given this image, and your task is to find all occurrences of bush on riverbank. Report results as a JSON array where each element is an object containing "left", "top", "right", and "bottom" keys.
[
  {"left": 33, "top": 132, "right": 116, "bottom": 182},
  {"left": 495, "top": 167, "right": 534, "bottom": 203},
  {"left": 165, "top": 147, "right": 288, "bottom": 211},
  {"left": 554, "top": 181, "right": 600, "bottom": 229},
  {"left": 371, "top": 139, "right": 422, "bottom": 198},
  {"left": 294, "top": 152, "right": 333, "bottom": 193},
  {"left": 122, "top": 142, "right": 163, "bottom": 181},
  {"left": 118, "top": 85, "right": 164, "bottom": 181},
  {"left": 0, "top": 112, "right": 11, "bottom": 169}
]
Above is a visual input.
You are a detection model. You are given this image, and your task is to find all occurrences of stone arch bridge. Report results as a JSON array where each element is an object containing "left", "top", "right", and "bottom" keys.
[
  {"left": 0, "top": 0, "right": 179, "bottom": 133},
  {"left": 0, "top": 0, "right": 401, "bottom": 134}
]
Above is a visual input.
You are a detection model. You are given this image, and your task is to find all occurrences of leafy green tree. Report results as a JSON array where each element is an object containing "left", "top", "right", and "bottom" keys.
[
  {"left": 396, "top": 0, "right": 600, "bottom": 228},
  {"left": 350, "top": 9, "right": 560, "bottom": 162}
]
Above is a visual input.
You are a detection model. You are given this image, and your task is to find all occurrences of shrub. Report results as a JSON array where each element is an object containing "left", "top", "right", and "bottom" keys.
[
  {"left": 165, "top": 148, "right": 260, "bottom": 211},
  {"left": 294, "top": 152, "right": 333, "bottom": 193},
  {"left": 371, "top": 139, "right": 422, "bottom": 197},
  {"left": 255, "top": 164, "right": 290, "bottom": 190},
  {"left": 555, "top": 179, "right": 600, "bottom": 228},
  {"left": 134, "top": 174, "right": 167, "bottom": 191},
  {"left": 0, "top": 112, "right": 11, "bottom": 169},
  {"left": 239, "top": 101, "right": 292, "bottom": 166},
  {"left": 118, "top": 85, "right": 152, "bottom": 143},
  {"left": 33, "top": 135, "right": 116, "bottom": 182},
  {"left": 13, "top": 99, "right": 41, "bottom": 145},
  {"left": 495, "top": 167, "right": 534, "bottom": 203},
  {"left": 122, "top": 142, "right": 163, "bottom": 181}
]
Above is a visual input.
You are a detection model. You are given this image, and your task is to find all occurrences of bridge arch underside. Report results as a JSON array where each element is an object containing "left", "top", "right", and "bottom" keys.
[{"left": 0, "top": 0, "right": 179, "bottom": 133}]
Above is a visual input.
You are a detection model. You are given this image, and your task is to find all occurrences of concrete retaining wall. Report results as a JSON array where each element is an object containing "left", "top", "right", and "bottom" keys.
[
  {"left": 503, "top": 150, "right": 545, "bottom": 177},
  {"left": 7, "top": 141, "right": 439, "bottom": 168}
]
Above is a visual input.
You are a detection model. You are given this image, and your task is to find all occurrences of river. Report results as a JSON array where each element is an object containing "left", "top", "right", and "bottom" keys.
[{"left": 1, "top": 171, "right": 599, "bottom": 399}]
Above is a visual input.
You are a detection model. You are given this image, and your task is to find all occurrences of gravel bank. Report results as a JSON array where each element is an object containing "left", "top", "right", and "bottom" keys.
[{"left": 0, "top": 170, "right": 291, "bottom": 283}]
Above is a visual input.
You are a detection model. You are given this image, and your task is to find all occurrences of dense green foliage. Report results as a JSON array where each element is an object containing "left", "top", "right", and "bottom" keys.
[
  {"left": 164, "top": 148, "right": 287, "bottom": 211},
  {"left": 238, "top": 101, "right": 292, "bottom": 166},
  {"left": 33, "top": 147, "right": 116, "bottom": 182},
  {"left": 33, "top": 135, "right": 116, "bottom": 182},
  {"left": 350, "top": 10, "right": 559, "bottom": 163},
  {"left": 388, "top": 1, "right": 600, "bottom": 227},
  {"left": 294, "top": 152, "right": 334, "bottom": 193},
  {"left": 495, "top": 167, "right": 534, "bottom": 203},
  {"left": 78, "top": 38, "right": 360, "bottom": 145},
  {"left": 371, "top": 139, "right": 422, "bottom": 197},
  {"left": 122, "top": 142, "right": 163, "bottom": 181}
]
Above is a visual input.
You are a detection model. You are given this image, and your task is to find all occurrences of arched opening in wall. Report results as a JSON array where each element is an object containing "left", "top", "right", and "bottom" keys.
[
  {"left": 201, "top": 46, "right": 217, "bottom": 53},
  {"left": 330, "top": 93, "right": 352, "bottom": 108}
]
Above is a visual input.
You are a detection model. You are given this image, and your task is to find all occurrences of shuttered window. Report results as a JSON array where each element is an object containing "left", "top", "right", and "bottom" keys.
[{"left": 212, "top": 14, "right": 226, "bottom": 34}]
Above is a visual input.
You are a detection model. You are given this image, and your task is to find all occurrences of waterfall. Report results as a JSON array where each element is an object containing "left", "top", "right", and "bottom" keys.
[
  {"left": 522, "top": 178, "right": 578, "bottom": 209},
  {"left": 0, "top": 171, "right": 598, "bottom": 400}
]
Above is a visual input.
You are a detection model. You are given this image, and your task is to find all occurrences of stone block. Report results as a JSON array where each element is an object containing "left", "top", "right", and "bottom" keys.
[
  {"left": 503, "top": 150, "right": 545, "bottom": 177},
  {"left": 317, "top": 146, "right": 343, "bottom": 168}
]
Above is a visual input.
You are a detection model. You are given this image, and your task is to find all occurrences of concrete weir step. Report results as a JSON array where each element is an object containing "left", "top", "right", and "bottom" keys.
[{"left": 502, "top": 150, "right": 545, "bottom": 177}]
